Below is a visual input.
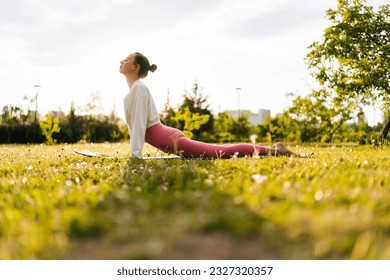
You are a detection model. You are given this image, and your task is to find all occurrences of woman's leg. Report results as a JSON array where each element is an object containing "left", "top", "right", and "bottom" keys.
[
  {"left": 145, "top": 123, "right": 187, "bottom": 155},
  {"left": 145, "top": 123, "right": 294, "bottom": 158},
  {"left": 176, "top": 137, "right": 266, "bottom": 158}
]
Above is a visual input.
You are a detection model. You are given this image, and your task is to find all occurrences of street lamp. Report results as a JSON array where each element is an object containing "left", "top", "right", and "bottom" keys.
[
  {"left": 236, "top": 87, "right": 242, "bottom": 135},
  {"left": 34, "top": 85, "right": 41, "bottom": 125},
  {"left": 236, "top": 87, "right": 241, "bottom": 118}
]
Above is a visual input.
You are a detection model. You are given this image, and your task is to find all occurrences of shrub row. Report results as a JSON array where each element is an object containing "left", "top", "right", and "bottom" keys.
[
  {"left": 0, "top": 124, "right": 44, "bottom": 144},
  {"left": 0, "top": 117, "right": 128, "bottom": 144}
]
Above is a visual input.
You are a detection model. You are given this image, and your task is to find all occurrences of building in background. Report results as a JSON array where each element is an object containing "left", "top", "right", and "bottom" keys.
[
  {"left": 257, "top": 109, "right": 271, "bottom": 124},
  {"left": 224, "top": 109, "right": 271, "bottom": 126}
]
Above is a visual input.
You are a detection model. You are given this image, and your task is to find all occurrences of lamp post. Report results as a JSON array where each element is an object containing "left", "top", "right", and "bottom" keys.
[
  {"left": 236, "top": 87, "right": 242, "bottom": 136},
  {"left": 236, "top": 87, "right": 241, "bottom": 119},
  {"left": 34, "top": 85, "right": 41, "bottom": 125}
]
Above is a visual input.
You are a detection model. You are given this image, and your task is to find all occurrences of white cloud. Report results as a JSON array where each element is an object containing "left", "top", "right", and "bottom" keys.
[
  {"left": 230, "top": 1, "right": 326, "bottom": 39},
  {"left": 0, "top": 0, "right": 386, "bottom": 125}
]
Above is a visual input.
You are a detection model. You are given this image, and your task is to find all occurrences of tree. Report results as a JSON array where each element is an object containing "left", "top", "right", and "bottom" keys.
[
  {"left": 307, "top": 0, "right": 390, "bottom": 141},
  {"left": 21, "top": 95, "right": 37, "bottom": 124},
  {"left": 1, "top": 105, "right": 22, "bottom": 124},
  {"left": 259, "top": 113, "right": 299, "bottom": 143},
  {"left": 62, "top": 102, "right": 85, "bottom": 143},
  {"left": 178, "top": 81, "right": 214, "bottom": 140},
  {"left": 229, "top": 114, "right": 252, "bottom": 141},
  {"left": 287, "top": 94, "right": 320, "bottom": 142},
  {"left": 39, "top": 114, "right": 60, "bottom": 145},
  {"left": 287, "top": 91, "right": 362, "bottom": 142},
  {"left": 160, "top": 89, "right": 178, "bottom": 128},
  {"left": 83, "top": 91, "right": 104, "bottom": 117},
  {"left": 171, "top": 106, "right": 210, "bottom": 139},
  {"left": 212, "top": 112, "right": 254, "bottom": 142},
  {"left": 212, "top": 112, "right": 237, "bottom": 142}
]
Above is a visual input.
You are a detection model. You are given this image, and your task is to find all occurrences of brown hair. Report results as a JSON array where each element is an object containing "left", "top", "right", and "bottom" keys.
[{"left": 133, "top": 52, "right": 157, "bottom": 78}]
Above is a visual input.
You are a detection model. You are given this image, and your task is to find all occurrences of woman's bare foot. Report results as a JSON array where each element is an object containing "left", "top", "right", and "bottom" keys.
[{"left": 270, "top": 142, "right": 297, "bottom": 157}]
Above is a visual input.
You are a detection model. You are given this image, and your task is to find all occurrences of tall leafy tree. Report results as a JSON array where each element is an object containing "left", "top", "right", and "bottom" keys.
[
  {"left": 259, "top": 113, "right": 299, "bottom": 143},
  {"left": 288, "top": 91, "right": 361, "bottom": 142},
  {"left": 286, "top": 94, "right": 320, "bottom": 142},
  {"left": 178, "top": 81, "right": 214, "bottom": 140},
  {"left": 171, "top": 106, "right": 210, "bottom": 139},
  {"left": 212, "top": 112, "right": 237, "bottom": 142},
  {"left": 1, "top": 105, "right": 25, "bottom": 125},
  {"left": 160, "top": 89, "right": 178, "bottom": 128},
  {"left": 307, "top": 0, "right": 390, "bottom": 141}
]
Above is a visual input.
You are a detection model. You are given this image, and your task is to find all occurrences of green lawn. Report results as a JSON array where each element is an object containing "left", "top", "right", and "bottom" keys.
[{"left": 1, "top": 143, "right": 390, "bottom": 259}]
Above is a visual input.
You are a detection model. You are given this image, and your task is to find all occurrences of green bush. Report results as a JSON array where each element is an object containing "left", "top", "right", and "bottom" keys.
[{"left": 0, "top": 124, "right": 44, "bottom": 144}]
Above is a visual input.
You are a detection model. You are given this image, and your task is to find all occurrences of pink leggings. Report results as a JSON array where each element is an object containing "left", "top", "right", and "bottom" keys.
[{"left": 145, "top": 123, "right": 266, "bottom": 158}]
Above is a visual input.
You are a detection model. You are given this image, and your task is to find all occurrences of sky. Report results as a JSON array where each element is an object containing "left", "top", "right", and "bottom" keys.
[{"left": 0, "top": 0, "right": 386, "bottom": 124}]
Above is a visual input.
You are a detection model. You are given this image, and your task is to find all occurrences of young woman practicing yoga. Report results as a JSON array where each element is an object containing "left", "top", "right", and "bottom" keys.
[{"left": 120, "top": 52, "right": 296, "bottom": 159}]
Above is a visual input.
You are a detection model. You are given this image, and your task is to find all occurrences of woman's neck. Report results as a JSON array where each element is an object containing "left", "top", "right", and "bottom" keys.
[{"left": 125, "top": 75, "right": 139, "bottom": 89}]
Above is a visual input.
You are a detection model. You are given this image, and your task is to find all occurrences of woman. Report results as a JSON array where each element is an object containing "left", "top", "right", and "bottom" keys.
[{"left": 121, "top": 52, "right": 296, "bottom": 159}]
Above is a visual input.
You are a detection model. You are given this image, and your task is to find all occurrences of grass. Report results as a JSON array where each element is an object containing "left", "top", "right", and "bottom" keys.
[{"left": 0, "top": 142, "right": 390, "bottom": 259}]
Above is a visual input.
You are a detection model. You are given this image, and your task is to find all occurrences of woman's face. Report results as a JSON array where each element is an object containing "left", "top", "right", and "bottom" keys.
[{"left": 119, "top": 54, "right": 138, "bottom": 75}]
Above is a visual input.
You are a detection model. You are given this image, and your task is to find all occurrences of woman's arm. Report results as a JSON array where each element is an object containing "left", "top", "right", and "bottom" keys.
[{"left": 129, "top": 85, "right": 149, "bottom": 158}]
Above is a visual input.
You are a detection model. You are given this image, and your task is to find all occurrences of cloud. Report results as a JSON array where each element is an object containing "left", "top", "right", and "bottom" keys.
[
  {"left": 0, "top": 0, "right": 40, "bottom": 27},
  {"left": 0, "top": 0, "right": 223, "bottom": 66},
  {"left": 0, "top": 0, "right": 114, "bottom": 65},
  {"left": 230, "top": 1, "right": 326, "bottom": 39}
]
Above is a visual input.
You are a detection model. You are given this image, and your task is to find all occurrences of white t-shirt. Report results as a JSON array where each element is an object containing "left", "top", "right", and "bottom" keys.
[{"left": 123, "top": 80, "right": 160, "bottom": 158}]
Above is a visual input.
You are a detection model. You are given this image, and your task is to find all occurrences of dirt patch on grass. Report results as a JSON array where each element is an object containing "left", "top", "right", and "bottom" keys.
[{"left": 64, "top": 232, "right": 279, "bottom": 260}]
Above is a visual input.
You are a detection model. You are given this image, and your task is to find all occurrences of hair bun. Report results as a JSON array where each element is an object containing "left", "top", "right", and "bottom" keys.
[{"left": 149, "top": 64, "right": 157, "bottom": 72}]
